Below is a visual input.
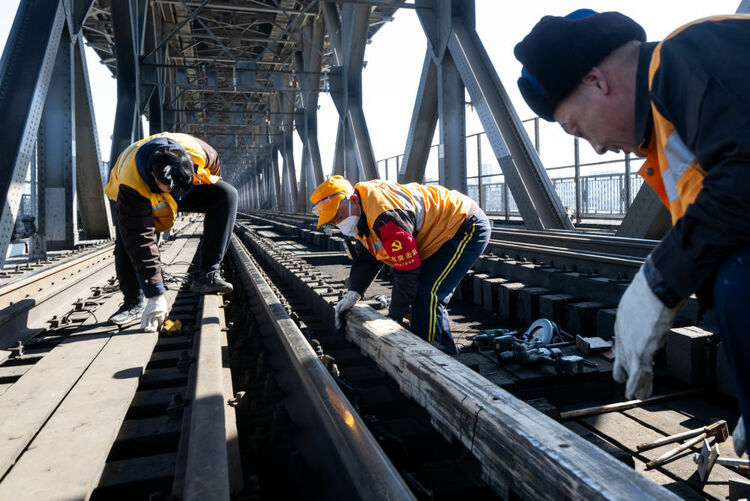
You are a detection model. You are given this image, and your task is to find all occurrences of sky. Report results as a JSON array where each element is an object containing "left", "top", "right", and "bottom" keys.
[{"left": 0, "top": 1, "right": 744, "bottom": 181}]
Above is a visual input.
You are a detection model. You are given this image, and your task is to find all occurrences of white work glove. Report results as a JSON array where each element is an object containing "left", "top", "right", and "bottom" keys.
[
  {"left": 734, "top": 418, "right": 746, "bottom": 457},
  {"left": 140, "top": 294, "right": 168, "bottom": 332},
  {"left": 334, "top": 291, "right": 361, "bottom": 330},
  {"left": 613, "top": 266, "right": 681, "bottom": 400}
]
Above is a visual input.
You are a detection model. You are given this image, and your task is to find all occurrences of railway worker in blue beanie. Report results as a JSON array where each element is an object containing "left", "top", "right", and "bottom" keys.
[{"left": 515, "top": 9, "right": 750, "bottom": 456}]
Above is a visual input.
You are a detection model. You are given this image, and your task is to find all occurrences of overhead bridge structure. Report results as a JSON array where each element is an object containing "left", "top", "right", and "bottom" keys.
[{"left": 0, "top": 1, "right": 748, "bottom": 500}]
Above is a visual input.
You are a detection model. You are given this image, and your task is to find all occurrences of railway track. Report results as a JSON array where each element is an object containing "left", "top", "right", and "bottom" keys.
[
  {"left": 0, "top": 220, "right": 245, "bottom": 500},
  {"left": 234, "top": 210, "right": 750, "bottom": 500},
  {"left": 0, "top": 218, "right": 196, "bottom": 349},
  {"left": 244, "top": 209, "right": 655, "bottom": 279},
  {"left": 231, "top": 220, "right": 678, "bottom": 500},
  {"left": 0, "top": 210, "right": 746, "bottom": 499}
]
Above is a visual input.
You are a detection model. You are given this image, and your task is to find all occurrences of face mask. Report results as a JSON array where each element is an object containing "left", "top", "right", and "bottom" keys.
[{"left": 336, "top": 200, "right": 360, "bottom": 236}]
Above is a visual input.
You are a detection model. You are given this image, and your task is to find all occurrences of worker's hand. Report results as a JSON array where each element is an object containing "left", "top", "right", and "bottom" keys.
[
  {"left": 734, "top": 418, "right": 746, "bottom": 456},
  {"left": 612, "top": 266, "right": 680, "bottom": 400},
  {"left": 334, "top": 291, "right": 361, "bottom": 330},
  {"left": 140, "top": 294, "right": 168, "bottom": 332}
]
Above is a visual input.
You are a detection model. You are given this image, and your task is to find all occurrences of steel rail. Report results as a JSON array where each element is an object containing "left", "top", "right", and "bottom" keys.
[
  {"left": 228, "top": 235, "right": 415, "bottom": 501},
  {"left": 0, "top": 244, "right": 116, "bottom": 348},
  {"left": 233, "top": 221, "right": 681, "bottom": 501},
  {"left": 487, "top": 238, "right": 644, "bottom": 270},
  {"left": 182, "top": 294, "right": 237, "bottom": 500},
  {"left": 490, "top": 227, "right": 657, "bottom": 258},
  {"left": 0, "top": 243, "right": 113, "bottom": 306}
]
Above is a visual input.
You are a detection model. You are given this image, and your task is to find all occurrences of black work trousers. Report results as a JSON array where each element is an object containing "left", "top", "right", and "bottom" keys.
[{"left": 114, "top": 180, "right": 238, "bottom": 305}]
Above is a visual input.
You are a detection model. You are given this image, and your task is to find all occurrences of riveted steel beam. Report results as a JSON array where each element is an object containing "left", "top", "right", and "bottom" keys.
[
  {"left": 37, "top": 25, "right": 77, "bottom": 251},
  {"left": 0, "top": 0, "right": 67, "bottom": 266},
  {"left": 109, "top": 0, "right": 141, "bottom": 168},
  {"left": 448, "top": 17, "right": 572, "bottom": 229},
  {"left": 73, "top": 35, "right": 113, "bottom": 240},
  {"left": 437, "top": 50, "right": 466, "bottom": 192},
  {"left": 399, "top": 50, "right": 437, "bottom": 184}
]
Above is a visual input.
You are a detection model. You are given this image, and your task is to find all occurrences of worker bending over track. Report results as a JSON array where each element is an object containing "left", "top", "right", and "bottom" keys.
[
  {"left": 515, "top": 9, "right": 750, "bottom": 454},
  {"left": 311, "top": 176, "right": 490, "bottom": 354},
  {"left": 105, "top": 132, "right": 237, "bottom": 332}
]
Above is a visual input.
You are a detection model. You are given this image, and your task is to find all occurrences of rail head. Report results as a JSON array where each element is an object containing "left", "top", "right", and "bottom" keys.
[{"left": 229, "top": 236, "right": 415, "bottom": 501}]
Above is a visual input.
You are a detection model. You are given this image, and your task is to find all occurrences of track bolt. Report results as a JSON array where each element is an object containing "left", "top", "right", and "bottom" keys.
[
  {"left": 227, "top": 391, "right": 246, "bottom": 407},
  {"left": 9, "top": 341, "right": 23, "bottom": 358},
  {"left": 166, "top": 393, "right": 187, "bottom": 419},
  {"left": 176, "top": 351, "right": 194, "bottom": 373}
]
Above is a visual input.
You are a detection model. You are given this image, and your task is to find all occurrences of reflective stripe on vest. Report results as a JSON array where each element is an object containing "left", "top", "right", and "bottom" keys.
[{"left": 640, "top": 23, "right": 713, "bottom": 223}]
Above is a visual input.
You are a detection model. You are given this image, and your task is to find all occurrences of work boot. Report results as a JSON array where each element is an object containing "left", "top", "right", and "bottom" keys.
[
  {"left": 108, "top": 301, "right": 144, "bottom": 326},
  {"left": 190, "top": 269, "right": 234, "bottom": 294}
]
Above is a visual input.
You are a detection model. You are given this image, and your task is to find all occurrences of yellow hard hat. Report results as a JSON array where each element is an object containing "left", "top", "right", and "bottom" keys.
[{"left": 310, "top": 175, "right": 353, "bottom": 228}]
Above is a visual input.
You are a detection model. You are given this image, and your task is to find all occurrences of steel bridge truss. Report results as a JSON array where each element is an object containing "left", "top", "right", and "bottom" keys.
[
  {"left": 8, "top": 0, "right": 740, "bottom": 263},
  {"left": 0, "top": 0, "right": 113, "bottom": 266}
]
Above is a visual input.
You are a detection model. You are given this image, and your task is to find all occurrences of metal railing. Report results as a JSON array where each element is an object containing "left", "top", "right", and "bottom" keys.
[{"left": 376, "top": 118, "right": 645, "bottom": 223}]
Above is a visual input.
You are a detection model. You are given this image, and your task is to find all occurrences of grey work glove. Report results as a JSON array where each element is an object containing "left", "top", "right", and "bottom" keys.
[
  {"left": 334, "top": 290, "right": 361, "bottom": 330},
  {"left": 612, "top": 265, "right": 681, "bottom": 400},
  {"left": 140, "top": 294, "right": 168, "bottom": 332}
]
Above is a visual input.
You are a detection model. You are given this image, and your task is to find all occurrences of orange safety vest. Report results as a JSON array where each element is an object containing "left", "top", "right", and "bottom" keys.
[
  {"left": 353, "top": 180, "right": 475, "bottom": 267},
  {"left": 636, "top": 19, "right": 728, "bottom": 223}
]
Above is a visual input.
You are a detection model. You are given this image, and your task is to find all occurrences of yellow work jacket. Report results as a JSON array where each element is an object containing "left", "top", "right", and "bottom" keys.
[
  {"left": 104, "top": 132, "right": 220, "bottom": 232},
  {"left": 353, "top": 180, "right": 475, "bottom": 268}
]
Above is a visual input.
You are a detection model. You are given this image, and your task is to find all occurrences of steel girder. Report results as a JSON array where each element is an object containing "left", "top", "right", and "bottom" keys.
[
  {"left": 300, "top": 13, "right": 325, "bottom": 187},
  {"left": 294, "top": 12, "right": 327, "bottom": 210},
  {"left": 109, "top": 0, "right": 143, "bottom": 168},
  {"left": 325, "top": 3, "right": 378, "bottom": 182},
  {"left": 399, "top": 50, "right": 438, "bottom": 184},
  {"left": 403, "top": 0, "right": 571, "bottom": 229},
  {"left": 437, "top": 51, "right": 466, "bottom": 193},
  {"left": 0, "top": 0, "right": 112, "bottom": 266},
  {"left": 37, "top": 21, "right": 77, "bottom": 251},
  {"left": 0, "top": 0, "right": 65, "bottom": 264},
  {"left": 143, "top": 3, "right": 164, "bottom": 135},
  {"left": 276, "top": 90, "right": 300, "bottom": 212},
  {"left": 74, "top": 36, "right": 113, "bottom": 240},
  {"left": 447, "top": 15, "right": 573, "bottom": 230},
  {"left": 412, "top": 0, "right": 470, "bottom": 192},
  {"left": 271, "top": 145, "right": 282, "bottom": 211}
]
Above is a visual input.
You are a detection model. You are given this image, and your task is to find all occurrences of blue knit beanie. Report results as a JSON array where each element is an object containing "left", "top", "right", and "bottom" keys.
[{"left": 514, "top": 9, "right": 646, "bottom": 121}]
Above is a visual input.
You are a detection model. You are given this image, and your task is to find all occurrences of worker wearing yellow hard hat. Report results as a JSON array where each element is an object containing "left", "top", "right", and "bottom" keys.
[
  {"left": 311, "top": 175, "right": 490, "bottom": 355},
  {"left": 310, "top": 175, "right": 354, "bottom": 228}
]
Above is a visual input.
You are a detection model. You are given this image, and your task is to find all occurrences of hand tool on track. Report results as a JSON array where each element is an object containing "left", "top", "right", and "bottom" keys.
[
  {"left": 645, "top": 420, "right": 728, "bottom": 470},
  {"left": 637, "top": 420, "right": 728, "bottom": 452},
  {"left": 693, "top": 437, "right": 750, "bottom": 481},
  {"left": 559, "top": 388, "right": 705, "bottom": 419}
]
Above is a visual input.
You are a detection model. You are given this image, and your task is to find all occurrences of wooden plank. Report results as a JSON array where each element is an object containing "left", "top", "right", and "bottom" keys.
[
  {"left": 345, "top": 305, "right": 680, "bottom": 500},
  {"left": 0, "top": 327, "right": 161, "bottom": 500},
  {"left": 0, "top": 308, "right": 119, "bottom": 477},
  {"left": 0, "top": 365, "right": 33, "bottom": 382},
  {"left": 0, "top": 228, "right": 200, "bottom": 500}
]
